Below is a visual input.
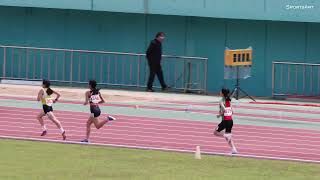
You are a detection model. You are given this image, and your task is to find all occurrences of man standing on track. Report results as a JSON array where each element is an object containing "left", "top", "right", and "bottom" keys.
[{"left": 146, "top": 32, "right": 169, "bottom": 92}]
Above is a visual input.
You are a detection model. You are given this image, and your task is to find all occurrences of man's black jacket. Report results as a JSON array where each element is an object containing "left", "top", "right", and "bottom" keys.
[{"left": 146, "top": 39, "right": 162, "bottom": 65}]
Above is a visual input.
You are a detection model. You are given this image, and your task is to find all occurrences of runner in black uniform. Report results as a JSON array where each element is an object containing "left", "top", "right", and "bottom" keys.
[{"left": 81, "top": 80, "right": 116, "bottom": 143}]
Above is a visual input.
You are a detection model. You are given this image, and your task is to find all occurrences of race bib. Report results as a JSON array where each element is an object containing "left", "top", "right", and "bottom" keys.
[
  {"left": 90, "top": 94, "right": 101, "bottom": 104},
  {"left": 45, "top": 98, "right": 54, "bottom": 106},
  {"left": 224, "top": 107, "right": 233, "bottom": 117}
]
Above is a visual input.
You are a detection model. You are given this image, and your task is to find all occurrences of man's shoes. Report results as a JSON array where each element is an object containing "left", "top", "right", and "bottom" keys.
[
  {"left": 146, "top": 87, "right": 170, "bottom": 92},
  {"left": 146, "top": 88, "right": 155, "bottom": 92},
  {"left": 162, "top": 86, "right": 170, "bottom": 92}
]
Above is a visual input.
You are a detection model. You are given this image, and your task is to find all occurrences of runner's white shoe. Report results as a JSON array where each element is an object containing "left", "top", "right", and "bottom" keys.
[
  {"left": 231, "top": 148, "right": 238, "bottom": 154},
  {"left": 107, "top": 116, "right": 116, "bottom": 121}
]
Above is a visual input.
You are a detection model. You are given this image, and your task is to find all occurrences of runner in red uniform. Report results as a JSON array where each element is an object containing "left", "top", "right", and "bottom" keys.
[{"left": 214, "top": 88, "right": 238, "bottom": 154}]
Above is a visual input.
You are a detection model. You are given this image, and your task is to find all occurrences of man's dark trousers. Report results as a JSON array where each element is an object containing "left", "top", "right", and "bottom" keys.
[{"left": 147, "top": 62, "right": 167, "bottom": 90}]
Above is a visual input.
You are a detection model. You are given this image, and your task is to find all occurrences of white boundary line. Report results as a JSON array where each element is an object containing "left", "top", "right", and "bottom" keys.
[
  {"left": 1, "top": 135, "right": 319, "bottom": 164},
  {"left": 1, "top": 126, "right": 320, "bottom": 156}
]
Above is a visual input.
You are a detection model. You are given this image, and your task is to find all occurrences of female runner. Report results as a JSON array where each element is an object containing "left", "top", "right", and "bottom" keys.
[
  {"left": 81, "top": 80, "right": 116, "bottom": 143},
  {"left": 214, "top": 88, "right": 238, "bottom": 154},
  {"left": 36, "top": 79, "right": 66, "bottom": 140}
]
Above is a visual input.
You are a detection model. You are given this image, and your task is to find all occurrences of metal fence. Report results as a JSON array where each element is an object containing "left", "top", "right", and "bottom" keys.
[
  {"left": 0, "top": 45, "right": 208, "bottom": 93},
  {"left": 272, "top": 61, "right": 320, "bottom": 97}
]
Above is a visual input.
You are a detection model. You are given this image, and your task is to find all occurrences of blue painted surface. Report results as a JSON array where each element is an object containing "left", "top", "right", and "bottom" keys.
[
  {"left": 0, "top": 6, "right": 319, "bottom": 96},
  {"left": 0, "top": 0, "right": 92, "bottom": 10},
  {"left": 93, "top": 0, "right": 145, "bottom": 13},
  {"left": 0, "top": 0, "right": 319, "bottom": 22}
]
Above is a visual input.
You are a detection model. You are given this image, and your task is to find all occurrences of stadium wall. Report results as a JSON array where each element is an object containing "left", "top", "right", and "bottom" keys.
[
  {"left": 0, "top": 0, "right": 319, "bottom": 23},
  {"left": 0, "top": 6, "right": 319, "bottom": 96}
]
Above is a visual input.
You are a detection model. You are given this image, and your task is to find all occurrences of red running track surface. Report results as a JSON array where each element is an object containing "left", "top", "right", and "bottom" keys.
[{"left": 0, "top": 106, "right": 319, "bottom": 163}]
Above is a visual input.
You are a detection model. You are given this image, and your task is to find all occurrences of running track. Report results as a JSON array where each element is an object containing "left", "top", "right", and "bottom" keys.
[{"left": 0, "top": 101, "right": 320, "bottom": 163}]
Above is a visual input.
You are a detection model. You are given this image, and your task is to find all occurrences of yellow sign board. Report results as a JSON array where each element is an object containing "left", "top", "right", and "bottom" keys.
[{"left": 224, "top": 47, "right": 252, "bottom": 66}]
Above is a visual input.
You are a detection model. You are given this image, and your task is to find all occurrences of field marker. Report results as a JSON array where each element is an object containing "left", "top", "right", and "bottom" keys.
[{"left": 195, "top": 146, "right": 201, "bottom": 159}]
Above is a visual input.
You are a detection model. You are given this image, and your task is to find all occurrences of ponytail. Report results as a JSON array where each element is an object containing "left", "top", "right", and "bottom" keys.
[
  {"left": 221, "top": 88, "right": 231, "bottom": 102},
  {"left": 46, "top": 88, "right": 53, "bottom": 95},
  {"left": 42, "top": 79, "right": 53, "bottom": 95},
  {"left": 89, "top": 80, "right": 99, "bottom": 95},
  {"left": 91, "top": 88, "right": 100, "bottom": 95}
]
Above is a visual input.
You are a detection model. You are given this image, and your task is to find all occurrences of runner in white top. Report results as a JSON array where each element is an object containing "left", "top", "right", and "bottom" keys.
[
  {"left": 81, "top": 80, "right": 116, "bottom": 143},
  {"left": 36, "top": 79, "right": 66, "bottom": 140}
]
